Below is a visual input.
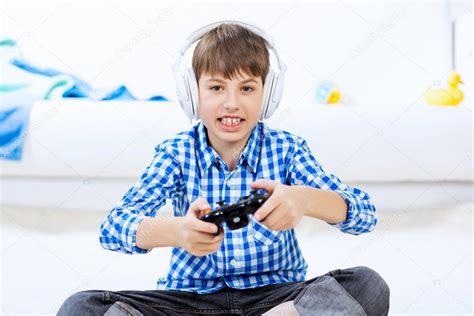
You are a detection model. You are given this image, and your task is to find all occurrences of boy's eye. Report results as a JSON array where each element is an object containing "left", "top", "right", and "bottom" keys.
[{"left": 208, "top": 85, "right": 255, "bottom": 93}]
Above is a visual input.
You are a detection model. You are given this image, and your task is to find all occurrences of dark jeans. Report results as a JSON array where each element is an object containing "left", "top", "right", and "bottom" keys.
[{"left": 57, "top": 266, "right": 389, "bottom": 316}]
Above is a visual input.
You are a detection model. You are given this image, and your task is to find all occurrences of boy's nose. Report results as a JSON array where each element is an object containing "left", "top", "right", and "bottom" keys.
[{"left": 223, "top": 92, "right": 239, "bottom": 110}]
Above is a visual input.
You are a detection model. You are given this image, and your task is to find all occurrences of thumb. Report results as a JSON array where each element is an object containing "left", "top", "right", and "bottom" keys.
[
  {"left": 191, "top": 197, "right": 212, "bottom": 217},
  {"left": 251, "top": 179, "right": 278, "bottom": 194}
]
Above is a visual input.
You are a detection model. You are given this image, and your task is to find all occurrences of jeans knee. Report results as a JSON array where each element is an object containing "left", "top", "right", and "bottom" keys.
[
  {"left": 353, "top": 266, "right": 390, "bottom": 312},
  {"left": 57, "top": 290, "right": 104, "bottom": 316},
  {"left": 354, "top": 267, "right": 390, "bottom": 295}
]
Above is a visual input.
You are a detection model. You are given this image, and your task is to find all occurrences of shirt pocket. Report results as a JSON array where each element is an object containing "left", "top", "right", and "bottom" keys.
[{"left": 250, "top": 218, "right": 283, "bottom": 246}]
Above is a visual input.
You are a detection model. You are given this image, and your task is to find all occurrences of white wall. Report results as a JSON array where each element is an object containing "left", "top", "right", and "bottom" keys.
[
  {"left": 2, "top": 0, "right": 472, "bottom": 108},
  {"left": 1, "top": 0, "right": 472, "bottom": 206}
]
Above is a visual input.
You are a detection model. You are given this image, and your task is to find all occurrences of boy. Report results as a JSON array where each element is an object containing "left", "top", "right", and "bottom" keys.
[{"left": 59, "top": 21, "right": 389, "bottom": 315}]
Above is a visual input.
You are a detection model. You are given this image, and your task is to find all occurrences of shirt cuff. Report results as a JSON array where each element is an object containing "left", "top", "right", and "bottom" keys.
[
  {"left": 126, "top": 215, "right": 152, "bottom": 254},
  {"left": 327, "top": 190, "right": 358, "bottom": 231}
]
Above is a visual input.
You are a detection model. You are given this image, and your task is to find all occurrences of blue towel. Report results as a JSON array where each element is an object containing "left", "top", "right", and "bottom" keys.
[
  {"left": 0, "top": 105, "right": 32, "bottom": 160},
  {"left": 0, "top": 39, "right": 168, "bottom": 161}
]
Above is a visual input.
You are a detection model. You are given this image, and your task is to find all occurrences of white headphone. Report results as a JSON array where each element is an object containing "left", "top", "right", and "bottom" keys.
[{"left": 172, "top": 20, "right": 287, "bottom": 122}]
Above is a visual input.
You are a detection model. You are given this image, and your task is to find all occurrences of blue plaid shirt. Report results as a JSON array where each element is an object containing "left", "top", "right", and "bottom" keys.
[{"left": 99, "top": 121, "right": 377, "bottom": 294}]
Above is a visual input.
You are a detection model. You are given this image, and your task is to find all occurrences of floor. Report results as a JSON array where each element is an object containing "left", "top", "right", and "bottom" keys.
[{"left": 1, "top": 202, "right": 472, "bottom": 315}]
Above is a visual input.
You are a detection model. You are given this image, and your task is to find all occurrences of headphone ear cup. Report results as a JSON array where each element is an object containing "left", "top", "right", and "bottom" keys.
[
  {"left": 267, "top": 73, "right": 284, "bottom": 119},
  {"left": 174, "top": 66, "right": 194, "bottom": 121},
  {"left": 187, "top": 68, "right": 199, "bottom": 120},
  {"left": 260, "top": 70, "right": 275, "bottom": 120},
  {"left": 271, "top": 69, "right": 285, "bottom": 104},
  {"left": 262, "top": 69, "right": 285, "bottom": 119}
]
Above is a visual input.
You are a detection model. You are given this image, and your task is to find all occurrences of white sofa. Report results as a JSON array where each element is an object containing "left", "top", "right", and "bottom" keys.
[{"left": 1, "top": 100, "right": 472, "bottom": 211}]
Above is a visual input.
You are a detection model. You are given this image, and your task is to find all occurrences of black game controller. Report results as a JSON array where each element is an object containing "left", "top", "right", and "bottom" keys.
[{"left": 199, "top": 189, "right": 269, "bottom": 235}]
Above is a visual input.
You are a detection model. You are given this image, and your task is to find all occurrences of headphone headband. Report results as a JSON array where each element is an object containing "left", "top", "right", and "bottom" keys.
[{"left": 173, "top": 20, "right": 286, "bottom": 75}]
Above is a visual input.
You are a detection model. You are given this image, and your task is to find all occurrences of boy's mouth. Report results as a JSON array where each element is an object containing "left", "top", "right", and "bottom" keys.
[
  {"left": 218, "top": 117, "right": 244, "bottom": 126},
  {"left": 217, "top": 116, "right": 245, "bottom": 131}
]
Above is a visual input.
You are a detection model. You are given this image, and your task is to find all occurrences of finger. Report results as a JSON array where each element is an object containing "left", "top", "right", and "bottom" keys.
[
  {"left": 206, "top": 232, "right": 224, "bottom": 245},
  {"left": 191, "top": 230, "right": 223, "bottom": 244},
  {"left": 190, "top": 197, "right": 212, "bottom": 215},
  {"left": 195, "top": 247, "right": 220, "bottom": 256},
  {"left": 262, "top": 206, "right": 287, "bottom": 229},
  {"left": 200, "top": 231, "right": 224, "bottom": 248},
  {"left": 196, "top": 239, "right": 224, "bottom": 250},
  {"left": 254, "top": 194, "right": 282, "bottom": 221},
  {"left": 187, "top": 216, "right": 219, "bottom": 234},
  {"left": 250, "top": 179, "right": 278, "bottom": 194},
  {"left": 194, "top": 238, "right": 224, "bottom": 251},
  {"left": 187, "top": 198, "right": 217, "bottom": 233},
  {"left": 272, "top": 218, "right": 292, "bottom": 231}
]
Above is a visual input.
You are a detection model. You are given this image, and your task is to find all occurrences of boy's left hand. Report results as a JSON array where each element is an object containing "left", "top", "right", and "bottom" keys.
[{"left": 250, "top": 179, "right": 308, "bottom": 231}]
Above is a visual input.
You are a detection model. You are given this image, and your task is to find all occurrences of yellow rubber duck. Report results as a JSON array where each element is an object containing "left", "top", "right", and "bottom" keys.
[
  {"left": 327, "top": 88, "right": 341, "bottom": 104},
  {"left": 315, "top": 82, "right": 341, "bottom": 104},
  {"left": 425, "top": 71, "right": 464, "bottom": 106}
]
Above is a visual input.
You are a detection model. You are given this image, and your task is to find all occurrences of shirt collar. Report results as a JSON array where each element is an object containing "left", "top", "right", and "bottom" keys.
[
  {"left": 195, "top": 121, "right": 264, "bottom": 174},
  {"left": 239, "top": 122, "right": 263, "bottom": 173},
  {"left": 196, "top": 122, "right": 218, "bottom": 174}
]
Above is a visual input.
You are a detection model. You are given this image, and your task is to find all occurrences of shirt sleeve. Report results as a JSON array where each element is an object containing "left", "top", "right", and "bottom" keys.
[
  {"left": 286, "top": 138, "right": 377, "bottom": 235},
  {"left": 99, "top": 143, "right": 182, "bottom": 254}
]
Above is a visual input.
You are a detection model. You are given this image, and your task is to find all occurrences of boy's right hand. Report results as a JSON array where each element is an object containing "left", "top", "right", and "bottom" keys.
[{"left": 175, "top": 197, "right": 224, "bottom": 257}]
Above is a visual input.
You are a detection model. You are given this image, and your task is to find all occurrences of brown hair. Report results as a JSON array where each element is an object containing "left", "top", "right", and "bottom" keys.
[{"left": 192, "top": 23, "right": 270, "bottom": 84}]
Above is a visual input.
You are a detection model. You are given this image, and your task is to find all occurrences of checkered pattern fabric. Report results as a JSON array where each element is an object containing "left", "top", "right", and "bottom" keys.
[{"left": 99, "top": 121, "right": 377, "bottom": 294}]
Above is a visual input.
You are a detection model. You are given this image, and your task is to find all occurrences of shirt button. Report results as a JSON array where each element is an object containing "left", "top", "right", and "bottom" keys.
[{"left": 230, "top": 258, "right": 241, "bottom": 268}]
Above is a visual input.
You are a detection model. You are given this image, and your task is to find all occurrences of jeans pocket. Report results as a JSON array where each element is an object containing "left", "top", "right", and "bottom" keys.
[
  {"left": 250, "top": 219, "right": 282, "bottom": 246},
  {"left": 294, "top": 275, "right": 366, "bottom": 316},
  {"left": 329, "top": 269, "right": 355, "bottom": 277},
  {"left": 104, "top": 302, "right": 144, "bottom": 316}
]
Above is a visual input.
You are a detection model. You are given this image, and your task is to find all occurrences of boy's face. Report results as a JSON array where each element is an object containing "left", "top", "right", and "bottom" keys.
[{"left": 198, "top": 71, "right": 264, "bottom": 151}]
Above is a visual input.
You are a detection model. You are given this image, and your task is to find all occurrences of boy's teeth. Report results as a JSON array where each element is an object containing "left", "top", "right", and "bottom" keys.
[{"left": 221, "top": 117, "right": 241, "bottom": 126}]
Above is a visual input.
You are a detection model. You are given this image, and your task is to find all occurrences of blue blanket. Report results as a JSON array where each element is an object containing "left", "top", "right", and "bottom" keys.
[{"left": 0, "top": 39, "right": 168, "bottom": 160}]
